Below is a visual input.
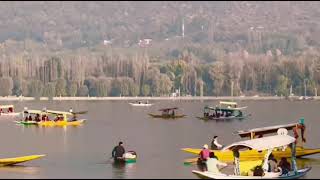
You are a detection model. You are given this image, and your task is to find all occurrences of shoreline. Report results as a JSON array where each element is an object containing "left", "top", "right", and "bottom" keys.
[{"left": 0, "top": 96, "right": 318, "bottom": 101}]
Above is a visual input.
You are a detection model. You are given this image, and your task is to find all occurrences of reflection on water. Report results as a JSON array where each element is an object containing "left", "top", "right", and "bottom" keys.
[
  {"left": 0, "top": 100, "right": 320, "bottom": 178},
  {"left": 0, "top": 165, "right": 40, "bottom": 175},
  {"left": 111, "top": 161, "right": 137, "bottom": 179},
  {"left": 297, "top": 158, "right": 320, "bottom": 168}
]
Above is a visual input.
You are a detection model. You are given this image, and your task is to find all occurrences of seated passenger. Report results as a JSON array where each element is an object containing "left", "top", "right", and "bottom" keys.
[
  {"left": 268, "top": 153, "right": 279, "bottom": 173},
  {"left": 278, "top": 157, "right": 291, "bottom": 175}
]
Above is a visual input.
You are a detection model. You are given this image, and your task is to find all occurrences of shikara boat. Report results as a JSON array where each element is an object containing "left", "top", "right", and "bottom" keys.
[
  {"left": 0, "top": 154, "right": 45, "bottom": 166},
  {"left": 182, "top": 120, "right": 320, "bottom": 162},
  {"left": 197, "top": 101, "right": 249, "bottom": 121},
  {"left": 148, "top": 107, "right": 186, "bottom": 119},
  {"left": 129, "top": 101, "right": 153, "bottom": 107},
  {"left": 16, "top": 109, "right": 86, "bottom": 127},
  {"left": 0, "top": 105, "right": 20, "bottom": 117},
  {"left": 192, "top": 133, "right": 311, "bottom": 179},
  {"left": 112, "top": 151, "right": 137, "bottom": 164}
]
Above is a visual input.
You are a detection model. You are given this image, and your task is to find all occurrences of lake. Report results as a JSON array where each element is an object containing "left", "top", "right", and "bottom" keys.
[{"left": 0, "top": 100, "right": 319, "bottom": 178}]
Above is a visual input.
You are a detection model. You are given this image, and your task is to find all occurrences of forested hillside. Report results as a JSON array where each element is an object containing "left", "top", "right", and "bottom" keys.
[{"left": 0, "top": 1, "right": 320, "bottom": 97}]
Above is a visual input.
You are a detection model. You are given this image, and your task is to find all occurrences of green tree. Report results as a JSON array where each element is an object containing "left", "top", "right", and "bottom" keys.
[
  {"left": 129, "top": 83, "right": 139, "bottom": 96},
  {"left": 77, "top": 85, "right": 89, "bottom": 97},
  {"left": 28, "top": 80, "right": 44, "bottom": 99},
  {"left": 42, "top": 82, "right": 56, "bottom": 100},
  {"left": 158, "top": 74, "right": 173, "bottom": 96},
  {"left": 96, "top": 78, "right": 111, "bottom": 97},
  {"left": 0, "top": 77, "right": 13, "bottom": 96},
  {"left": 55, "top": 78, "right": 67, "bottom": 96},
  {"left": 68, "top": 82, "right": 78, "bottom": 97},
  {"left": 141, "top": 84, "right": 151, "bottom": 96},
  {"left": 275, "top": 75, "right": 290, "bottom": 96}
]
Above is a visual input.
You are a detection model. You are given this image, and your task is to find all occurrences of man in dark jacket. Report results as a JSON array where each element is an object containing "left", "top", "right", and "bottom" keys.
[{"left": 112, "top": 142, "right": 126, "bottom": 162}]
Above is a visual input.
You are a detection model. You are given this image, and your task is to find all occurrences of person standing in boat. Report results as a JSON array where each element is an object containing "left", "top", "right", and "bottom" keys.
[
  {"left": 211, "top": 136, "right": 223, "bottom": 150},
  {"left": 293, "top": 118, "right": 306, "bottom": 146},
  {"left": 69, "top": 108, "right": 73, "bottom": 113},
  {"left": 112, "top": 142, "right": 126, "bottom": 162}
]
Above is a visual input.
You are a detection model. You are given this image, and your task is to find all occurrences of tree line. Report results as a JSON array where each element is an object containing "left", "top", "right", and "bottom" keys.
[{"left": 0, "top": 40, "right": 320, "bottom": 98}]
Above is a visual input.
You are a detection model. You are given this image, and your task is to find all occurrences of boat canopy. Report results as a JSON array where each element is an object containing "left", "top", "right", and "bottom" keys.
[
  {"left": 236, "top": 122, "right": 299, "bottom": 138},
  {"left": 205, "top": 106, "right": 247, "bottom": 111},
  {"left": 24, "top": 110, "right": 46, "bottom": 114},
  {"left": 158, "top": 107, "right": 178, "bottom": 111},
  {"left": 46, "top": 110, "right": 73, "bottom": 116},
  {"left": 0, "top": 105, "right": 14, "bottom": 109},
  {"left": 220, "top": 101, "right": 237, "bottom": 106},
  {"left": 222, "top": 135, "right": 296, "bottom": 151}
]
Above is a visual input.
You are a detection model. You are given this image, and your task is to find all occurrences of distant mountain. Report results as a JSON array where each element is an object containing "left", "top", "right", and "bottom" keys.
[{"left": 0, "top": 1, "right": 319, "bottom": 52}]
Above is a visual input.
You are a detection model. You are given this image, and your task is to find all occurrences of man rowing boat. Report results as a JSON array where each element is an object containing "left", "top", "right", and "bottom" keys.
[{"left": 112, "top": 142, "right": 126, "bottom": 162}]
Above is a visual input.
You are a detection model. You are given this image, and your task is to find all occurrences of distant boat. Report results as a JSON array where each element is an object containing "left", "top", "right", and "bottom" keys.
[
  {"left": 129, "top": 101, "right": 153, "bottom": 107},
  {"left": 0, "top": 105, "right": 20, "bottom": 117},
  {"left": 148, "top": 107, "right": 186, "bottom": 119},
  {"left": 197, "top": 101, "right": 250, "bottom": 121}
]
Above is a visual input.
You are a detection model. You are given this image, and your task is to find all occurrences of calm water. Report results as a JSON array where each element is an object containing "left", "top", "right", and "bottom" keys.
[{"left": 0, "top": 100, "right": 319, "bottom": 179}]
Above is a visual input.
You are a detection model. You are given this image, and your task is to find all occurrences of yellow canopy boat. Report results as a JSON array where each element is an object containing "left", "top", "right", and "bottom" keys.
[
  {"left": 17, "top": 109, "right": 86, "bottom": 127},
  {"left": 182, "top": 146, "right": 320, "bottom": 162},
  {"left": 37, "top": 110, "right": 86, "bottom": 127},
  {"left": 0, "top": 154, "right": 45, "bottom": 166},
  {"left": 183, "top": 120, "right": 320, "bottom": 162}
]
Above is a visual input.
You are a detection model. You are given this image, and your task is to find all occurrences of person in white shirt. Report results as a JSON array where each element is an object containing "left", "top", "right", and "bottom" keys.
[
  {"left": 206, "top": 152, "right": 227, "bottom": 173},
  {"left": 211, "top": 136, "right": 223, "bottom": 150}
]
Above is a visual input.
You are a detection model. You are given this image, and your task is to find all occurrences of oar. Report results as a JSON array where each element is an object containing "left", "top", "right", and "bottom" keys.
[{"left": 184, "top": 157, "right": 199, "bottom": 165}]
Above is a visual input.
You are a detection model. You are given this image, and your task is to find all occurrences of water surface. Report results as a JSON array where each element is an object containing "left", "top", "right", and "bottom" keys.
[{"left": 0, "top": 100, "right": 319, "bottom": 178}]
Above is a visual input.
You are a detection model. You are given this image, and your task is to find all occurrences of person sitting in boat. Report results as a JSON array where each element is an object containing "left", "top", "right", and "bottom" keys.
[
  {"left": 171, "top": 110, "right": 175, "bottom": 116},
  {"left": 41, "top": 115, "right": 46, "bottom": 121},
  {"left": 211, "top": 136, "right": 223, "bottom": 150},
  {"left": 198, "top": 144, "right": 211, "bottom": 171},
  {"left": 206, "top": 152, "right": 227, "bottom": 174},
  {"left": 112, "top": 141, "right": 126, "bottom": 162},
  {"left": 28, "top": 115, "right": 32, "bottom": 121},
  {"left": 24, "top": 116, "right": 28, "bottom": 122},
  {"left": 8, "top": 107, "right": 13, "bottom": 113},
  {"left": 35, "top": 114, "right": 41, "bottom": 122},
  {"left": 268, "top": 153, "right": 279, "bottom": 173},
  {"left": 72, "top": 114, "right": 77, "bottom": 121},
  {"left": 278, "top": 157, "right": 291, "bottom": 175},
  {"left": 54, "top": 115, "right": 59, "bottom": 122}
]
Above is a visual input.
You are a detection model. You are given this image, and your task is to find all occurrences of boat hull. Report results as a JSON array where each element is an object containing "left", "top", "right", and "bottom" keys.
[
  {"left": 129, "top": 103, "right": 153, "bottom": 107},
  {"left": 148, "top": 113, "right": 186, "bottom": 119},
  {"left": 0, "top": 113, "right": 20, "bottom": 117},
  {"left": 15, "top": 121, "right": 38, "bottom": 125},
  {"left": 197, "top": 114, "right": 250, "bottom": 121},
  {"left": 38, "top": 119, "right": 86, "bottom": 126},
  {"left": 182, "top": 146, "right": 320, "bottom": 162},
  {"left": 16, "top": 120, "right": 86, "bottom": 126},
  {"left": 192, "top": 167, "right": 311, "bottom": 179},
  {"left": 0, "top": 154, "right": 45, "bottom": 166}
]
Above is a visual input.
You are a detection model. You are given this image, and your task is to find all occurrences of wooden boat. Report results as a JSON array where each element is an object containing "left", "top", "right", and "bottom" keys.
[
  {"left": 148, "top": 107, "right": 186, "bottom": 119},
  {"left": 16, "top": 109, "right": 86, "bottom": 127},
  {"left": 113, "top": 151, "right": 137, "bottom": 164},
  {"left": 192, "top": 168, "right": 311, "bottom": 179},
  {"left": 182, "top": 146, "right": 320, "bottom": 162},
  {"left": 0, "top": 105, "right": 20, "bottom": 117},
  {"left": 191, "top": 133, "right": 312, "bottom": 179},
  {"left": 182, "top": 120, "right": 320, "bottom": 162},
  {"left": 129, "top": 101, "right": 153, "bottom": 107},
  {"left": 0, "top": 154, "right": 45, "bottom": 166},
  {"left": 198, "top": 101, "right": 249, "bottom": 121}
]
